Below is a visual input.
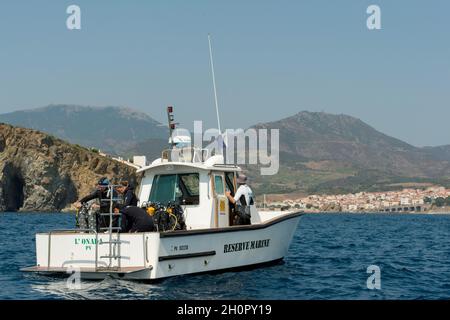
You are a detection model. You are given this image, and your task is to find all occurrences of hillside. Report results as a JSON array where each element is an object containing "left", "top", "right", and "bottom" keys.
[
  {"left": 1, "top": 106, "right": 449, "bottom": 196},
  {"left": 248, "top": 111, "right": 450, "bottom": 195},
  {"left": 0, "top": 105, "right": 168, "bottom": 155},
  {"left": 0, "top": 123, "right": 136, "bottom": 212}
]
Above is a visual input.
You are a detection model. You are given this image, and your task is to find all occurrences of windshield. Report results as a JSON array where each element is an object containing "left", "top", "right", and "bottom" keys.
[{"left": 149, "top": 173, "right": 200, "bottom": 205}]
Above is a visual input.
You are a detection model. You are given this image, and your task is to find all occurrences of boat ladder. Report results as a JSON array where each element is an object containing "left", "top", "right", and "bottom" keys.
[{"left": 94, "top": 184, "right": 124, "bottom": 271}]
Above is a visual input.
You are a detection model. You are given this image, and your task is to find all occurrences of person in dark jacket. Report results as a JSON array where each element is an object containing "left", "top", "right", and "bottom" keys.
[
  {"left": 75, "top": 177, "right": 118, "bottom": 231},
  {"left": 116, "top": 181, "right": 138, "bottom": 208},
  {"left": 115, "top": 181, "right": 138, "bottom": 231},
  {"left": 113, "top": 205, "right": 155, "bottom": 233},
  {"left": 77, "top": 177, "right": 112, "bottom": 210}
]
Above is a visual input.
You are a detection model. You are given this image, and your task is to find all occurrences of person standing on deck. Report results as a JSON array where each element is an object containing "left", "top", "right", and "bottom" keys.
[
  {"left": 75, "top": 177, "right": 117, "bottom": 231},
  {"left": 225, "top": 174, "right": 254, "bottom": 225},
  {"left": 116, "top": 181, "right": 138, "bottom": 209},
  {"left": 115, "top": 181, "right": 138, "bottom": 231}
]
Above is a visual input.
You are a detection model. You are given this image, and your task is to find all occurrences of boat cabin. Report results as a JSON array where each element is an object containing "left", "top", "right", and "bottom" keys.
[{"left": 136, "top": 147, "right": 257, "bottom": 230}]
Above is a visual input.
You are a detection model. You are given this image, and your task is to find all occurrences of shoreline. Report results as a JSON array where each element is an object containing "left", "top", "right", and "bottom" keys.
[
  {"left": 259, "top": 208, "right": 450, "bottom": 215},
  {"left": 4, "top": 207, "right": 450, "bottom": 215},
  {"left": 300, "top": 210, "right": 450, "bottom": 215}
]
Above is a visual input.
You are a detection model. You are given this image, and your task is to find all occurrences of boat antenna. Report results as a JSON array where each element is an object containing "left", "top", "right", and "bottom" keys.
[
  {"left": 167, "top": 106, "right": 177, "bottom": 148},
  {"left": 208, "top": 33, "right": 221, "bottom": 133}
]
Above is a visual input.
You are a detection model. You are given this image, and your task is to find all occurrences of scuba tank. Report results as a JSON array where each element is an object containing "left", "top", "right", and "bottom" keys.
[
  {"left": 169, "top": 202, "right": 186, "bottom": 231},
  {"left": 142, "top": 201, "right": 187, "bottom": 232},
  {"left": 76, "top": 200, "right": 98, "bottom": 232}
]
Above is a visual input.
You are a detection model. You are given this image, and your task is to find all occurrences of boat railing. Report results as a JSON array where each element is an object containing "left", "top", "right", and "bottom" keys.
[
  {"left": 48, "top": 184, "right": 126, "bottom": 271},
  {"left": 46, "top": 228, "right": 98, "bottom": 270},
  {"left": 162, "top": 147, "right": 209, "bottom": 163}
]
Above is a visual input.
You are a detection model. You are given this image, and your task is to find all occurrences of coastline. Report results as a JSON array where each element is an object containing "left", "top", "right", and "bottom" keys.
[
  {"left": 296, "top": 207, "right": 450, "bottom": 215},
  {"left": 4, "top": 206, "right": 450, "bottom": 215}
]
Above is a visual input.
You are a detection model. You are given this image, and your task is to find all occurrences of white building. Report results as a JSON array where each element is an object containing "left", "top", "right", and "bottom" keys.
[
  {"left": 133, "top": 156, "right": 147, "bottom": 168},
  {"left": 400, "top": 197, "right": 411, "bottom": 206}
]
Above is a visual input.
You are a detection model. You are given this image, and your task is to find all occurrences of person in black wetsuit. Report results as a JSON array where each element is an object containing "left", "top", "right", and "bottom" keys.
[
  {"left": 75, "top": 177, "right": 118, "bottom": 231},
  {"left": 116, "top": 181, "right": 138, "bottom": 208},
  {"left": 115, "top": 181, "right": 138, "bottom": 231},
  {"left": 113, "top": 205, "right": 155, "bottom": 233}
]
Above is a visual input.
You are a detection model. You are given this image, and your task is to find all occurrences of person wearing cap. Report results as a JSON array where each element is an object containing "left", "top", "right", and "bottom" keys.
[
  {"left": 226, "top": 174, "right": 254, "bottom": 225},
  {"left": 76, "top": 177, "right": 111, "bottom": 211},
  {"left": 75, "top": 177, "right": 118, "bottom": 230}
]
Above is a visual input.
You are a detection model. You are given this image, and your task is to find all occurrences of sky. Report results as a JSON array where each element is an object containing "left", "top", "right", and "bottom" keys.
[{"left": 0, "top": 0, "right": 449, "bottom": 147}]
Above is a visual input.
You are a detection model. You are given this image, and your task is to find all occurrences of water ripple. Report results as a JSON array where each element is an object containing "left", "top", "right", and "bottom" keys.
[{"left": 1, "top": 212, "right": 450, "bottom": 299}]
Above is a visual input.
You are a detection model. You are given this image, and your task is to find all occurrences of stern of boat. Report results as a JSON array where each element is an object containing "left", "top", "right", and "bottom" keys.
[{"left": 21, "top": 230, "right": 159, "bottom": 280}]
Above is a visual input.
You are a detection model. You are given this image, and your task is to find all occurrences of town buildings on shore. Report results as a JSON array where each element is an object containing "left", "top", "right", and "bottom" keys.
[{"left": 263, "top": 187, "right": 450, "bottom": 213}]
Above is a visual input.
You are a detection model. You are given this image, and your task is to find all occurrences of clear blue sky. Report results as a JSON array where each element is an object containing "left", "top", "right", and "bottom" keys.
[{"left": 0, "top": 0, "right": 449, "bottom": 146}]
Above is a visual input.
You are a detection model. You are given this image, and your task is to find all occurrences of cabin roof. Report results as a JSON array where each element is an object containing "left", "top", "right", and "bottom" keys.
[{"left": 136, "top": 155, "right": 242, "bottom": 174}]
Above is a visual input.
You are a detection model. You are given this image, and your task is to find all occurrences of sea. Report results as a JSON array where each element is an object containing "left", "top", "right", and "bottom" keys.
[{"left": 1, "top": 212, "right": 450, "bottom": 300}]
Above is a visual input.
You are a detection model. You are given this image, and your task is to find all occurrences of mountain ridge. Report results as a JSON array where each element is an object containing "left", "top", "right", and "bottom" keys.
[
  {"left": 1, "top": 106, "right": 449, "bottom": 195},
  {"left": 0, "top": 105, "right": 168, "bottom": 155},
  {"left": 249, "top": 111, "right": 450, "bottom": 194}
]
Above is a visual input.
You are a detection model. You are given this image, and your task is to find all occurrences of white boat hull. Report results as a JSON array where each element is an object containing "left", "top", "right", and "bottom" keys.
[{"left": 22, "top": 212, "right": 302, "bottom": 280}]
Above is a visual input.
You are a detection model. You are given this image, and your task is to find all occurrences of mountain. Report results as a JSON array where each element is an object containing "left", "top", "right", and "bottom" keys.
[
  {"left": 0, "top": 105, "right": 168, "bottom": 155},
  {"left": 0, "top": 123, "right": 136, "bottom": 212},
  {"left": 1, "top": 106, "right": 449, "bottom": 196},
  {"left": 248, "top": 111, "right": 450, "bottom": 195},
  {"left": 422, "top": 145, "right": 450, "bottom": 162}
]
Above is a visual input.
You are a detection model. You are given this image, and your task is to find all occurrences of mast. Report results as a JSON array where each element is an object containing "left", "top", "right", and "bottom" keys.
[
  {"left": 208, "top": 34, "right": 221, "bottom": 133},
  {"left": 167, "top": 106, "right": 177, "bottom": 148}
]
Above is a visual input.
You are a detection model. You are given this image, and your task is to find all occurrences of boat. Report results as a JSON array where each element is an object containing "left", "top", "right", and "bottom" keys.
[
  {"left": 21, "top": 123, "right": 302, "bottom": 280},
  {"left": 21, "top": 35, "right": 303, "bottom": 280}
]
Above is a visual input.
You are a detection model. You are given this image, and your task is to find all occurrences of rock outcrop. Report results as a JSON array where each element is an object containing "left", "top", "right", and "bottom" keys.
[{"left": 0, "top": 123, "right": 137, "bottom": 212}]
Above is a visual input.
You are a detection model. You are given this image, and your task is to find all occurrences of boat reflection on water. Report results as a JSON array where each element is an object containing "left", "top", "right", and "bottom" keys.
[
  {"left": 27, "top": 264, "right": 275, "bottom": 300},
  {"left": 30, "top": 276, "right": 164, "bottom": 300}
]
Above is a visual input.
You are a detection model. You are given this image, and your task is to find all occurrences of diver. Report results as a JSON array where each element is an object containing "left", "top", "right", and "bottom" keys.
[
  {"left": 75, "top": 177, "right": 118, "bottom": 231},
  {"left": 225, "top": 174, "right": 254, "bottom": 225},
  {"left": 113, "top": 205, "right": 155, "bottom": 233},
  {"left": 116, "top": 181, "right": 138, "bottom": 208}
]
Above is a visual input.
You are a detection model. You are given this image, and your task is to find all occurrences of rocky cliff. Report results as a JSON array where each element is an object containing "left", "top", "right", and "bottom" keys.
[{"left": 0, "top": 123, "right": 137, "bottom": 212}]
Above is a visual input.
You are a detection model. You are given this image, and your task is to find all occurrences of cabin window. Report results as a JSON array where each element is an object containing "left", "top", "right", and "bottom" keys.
[
  {"left": 214, "top": 175, "right": 224, "bottom": 195},
  {"left": 179, "top": 174, "right": 200, "bottom": 197},
  {"left": 149, "top": 173, "right": 200, "bottom": 205}
]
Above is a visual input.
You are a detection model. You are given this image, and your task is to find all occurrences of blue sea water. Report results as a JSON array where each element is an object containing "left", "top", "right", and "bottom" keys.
[{"left": 1, "top": 212, "right": 450, "bottom": 300}]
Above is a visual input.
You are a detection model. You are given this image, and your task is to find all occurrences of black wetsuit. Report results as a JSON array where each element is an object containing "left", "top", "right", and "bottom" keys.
[
  {"left": 121, "top": 186, "right": 138, "bottom": 208},
  {"left": 120, "top": 206, "right": 155, "bottom": 233},
  {"left": 80, "top": 189, "right": 110, "bottom": 213},
  {"left": 80, "top": 187, "right": 118, "bottom": 231},
  {"left": 117, "top": 186, "right": 138, "bottom": 231}
]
